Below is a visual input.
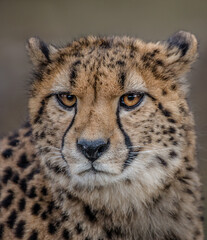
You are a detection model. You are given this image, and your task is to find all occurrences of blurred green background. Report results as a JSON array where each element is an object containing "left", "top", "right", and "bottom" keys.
[{"left": 0, "top": 0, "right": 206, "bottom": 236}]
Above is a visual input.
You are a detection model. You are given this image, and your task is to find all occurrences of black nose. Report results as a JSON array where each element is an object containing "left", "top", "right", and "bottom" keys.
[{"left": 77, "top": 139, "right": 110, "bottom": 162}]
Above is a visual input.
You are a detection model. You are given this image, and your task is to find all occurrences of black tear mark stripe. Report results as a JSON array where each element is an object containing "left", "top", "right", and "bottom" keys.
[
  {"left": 116, "top": 107, "right": 138, "bottom": 169},
  {"left": 61, "top": 106, "right": 77, "bottom": 166}
]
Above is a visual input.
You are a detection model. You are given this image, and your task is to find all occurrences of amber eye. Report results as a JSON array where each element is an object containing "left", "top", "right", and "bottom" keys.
[
  {"left": 120, "top": 93, "right": 144, "bottom": 109},
  {"left": 56, "top": 93, "right": 77, "bottom": 108}
]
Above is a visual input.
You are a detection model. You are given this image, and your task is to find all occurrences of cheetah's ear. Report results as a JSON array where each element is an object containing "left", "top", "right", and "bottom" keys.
[
  {"left": 26, "top": 37, "right": 58, "bottom": 68},
  {"left": 163, "top": 31, "right": 198, "bottom": 77}
]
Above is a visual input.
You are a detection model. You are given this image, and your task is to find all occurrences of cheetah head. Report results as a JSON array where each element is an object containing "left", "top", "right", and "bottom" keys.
[{"left": 27, "top": 32, "right": 198, "bottom": 195}]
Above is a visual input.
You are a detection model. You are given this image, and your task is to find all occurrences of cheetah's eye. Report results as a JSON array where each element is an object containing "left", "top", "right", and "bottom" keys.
[
  {"left": 120, "top": 92, "right": 144, "bottom": 109},
  {"left": 56, "top": 93, "right": 77, "bottom": 108}
]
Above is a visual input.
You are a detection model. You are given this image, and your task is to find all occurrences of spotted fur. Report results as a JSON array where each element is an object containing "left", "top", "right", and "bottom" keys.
[{"left": 0, "top": 31, "right": 204, "bottom": 239}]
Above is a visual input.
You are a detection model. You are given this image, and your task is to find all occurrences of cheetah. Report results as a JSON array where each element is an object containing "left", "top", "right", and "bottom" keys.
[{"left": 0, "top": 31, "right": 204, "bottom": 240}]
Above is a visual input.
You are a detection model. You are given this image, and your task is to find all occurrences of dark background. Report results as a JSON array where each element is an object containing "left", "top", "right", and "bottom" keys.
[{"left": 0, "top": 0, "right": 206, "bottom": 236}]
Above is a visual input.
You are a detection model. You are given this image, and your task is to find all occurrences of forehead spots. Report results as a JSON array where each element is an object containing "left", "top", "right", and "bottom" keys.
[
  {"left": 70, "top": 60, "right": 81, "bottom": 87},
  {"left": 119, "top": 72, "right": 126, "bottom": 89}
]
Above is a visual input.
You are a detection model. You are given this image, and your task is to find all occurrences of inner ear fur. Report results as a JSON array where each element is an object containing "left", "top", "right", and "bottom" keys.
[{"left": 26, "top": 37, "right": 58, "bottom": 68}]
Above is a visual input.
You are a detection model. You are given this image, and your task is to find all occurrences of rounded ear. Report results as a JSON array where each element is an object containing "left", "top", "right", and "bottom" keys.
[
  {"left": 167, "top": 31, "right": 198, "bottom": 58},
  {"left": 26, "top": 37, "right": 58, "bottom": 68},
  {"left": 163, "top": 31, "right": 198, "bottom": 78}
]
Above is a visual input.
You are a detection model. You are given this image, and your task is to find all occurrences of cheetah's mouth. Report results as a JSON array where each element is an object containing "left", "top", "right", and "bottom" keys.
[{"left": 77, "top": 164, "right": 117, "bottom": 176}]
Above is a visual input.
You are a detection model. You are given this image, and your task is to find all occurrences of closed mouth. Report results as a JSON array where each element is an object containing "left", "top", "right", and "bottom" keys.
[{"left": 78, "top": 165, "right": 116, "bottom": 176}]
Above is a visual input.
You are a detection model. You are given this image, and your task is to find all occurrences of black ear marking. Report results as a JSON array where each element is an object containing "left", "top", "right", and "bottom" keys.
[
  {"left": 167, "top": 32, "right": 189, "bottom": 57},
  {"left": 167, "top": 31, "right": 197, "bottom": 57},
  {"left": 39, "top": 39, "right": 50, "bottom": 62},
  {"left": 26, "top": 37, "right": 58, "bottom": 68}
]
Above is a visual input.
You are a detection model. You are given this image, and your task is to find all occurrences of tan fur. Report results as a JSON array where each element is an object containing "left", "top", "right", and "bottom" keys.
[{"left": 0, "top": 31, "right": 204, "bottom": 239}]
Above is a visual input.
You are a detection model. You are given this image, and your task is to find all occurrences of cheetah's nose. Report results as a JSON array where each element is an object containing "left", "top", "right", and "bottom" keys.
[{"left": 77, "top": 139, "right": 110, "bottom": 162}]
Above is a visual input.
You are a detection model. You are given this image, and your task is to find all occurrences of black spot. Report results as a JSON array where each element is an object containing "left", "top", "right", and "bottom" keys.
[
  {"left": 168, "top": 211, "right": 179, "bottom": 220},
  {"left": 164, "top": 183, "right": 171, "bottom": 191},
  {"left": 184, "top": 157, "right": 189, "bottom": 162},
  {"left": 47, "top": 68, "right": 52, "bottom": 75},
  {"left": 19, "top": 178, "right": 27, "bottom": 193},
  {"left": 116, "top": 60, "right": 125, "bottom": 66},
  {"left": 156, "top": 59, "right": 163, "bottom": 66},
  {"left": 41, "top": 211, "right": 47, "bottom": 220},
  {"left": 17, "top": 153, "right": 30, "bottom": 169},
  {"left": 100, "top": 41, "right": 111, "bottom": 49},
  {"left": 168, "top": 118, "right": 176, "bottom": 123},
  {"left": 170, "top": 84, "right": 177, "bottom": 91},
  {"left": 48, "top": 222, "right": 57, "bottom": 235},
  {"left": 2, "top": 167, "right": 13, "bottom": 184},
  {"left": 156, "top": 156, "right": 167, "bottom": 167},
  {"left": 47, "top": 201, "right": 54, "bottom": 214},
  {"left": 173, "top": 141, "right": 178, "bottom": 146},
  {"left": 28, "top": 186, "right": 37, "bottom": 198},
  {"left": 162, "top": 89, "right": 167, "bottom": 96},
  {"left": 0, "top": 224, "right": 4, "bottom": 239},
  {"left": 70, "top": 69, "right": 77, "bottom": 86},
  {"left": 15, "top": 220, "right": 25, "bottom": 239},
  {"left": 12, "top": 173, "right": 19, "bottom": 184},
  {"left": 26, "top": 168, "right": 40, "bottom": 181},
  {"left": 18, "top": 198, "right": 26, "bottom": 211},
  {"left": 75, "top": 223, "right": 82, "bottom": 234},
  {"left": 163, "top": 130, "right": 168, "bottom": 135},
  {"left": 57, "top": 55, "right": 65, "bottom": 64},
  {"left": 9, "top": 139, "right": 19, "bottom": 147},
  {"left": 31, "top": 203, "right": 41, "bottom": 215},
  {"left": 119, "top": 72, "right": 126, "bottom": 88},
  {"left": 152, "top": 195, "right": 162, "bottom": 205},
  {"left": 2, "top": 148, "right": 13, "bottom": 159},
  {"left": 7, "top": 210, "right": 17, "bottom": 229},
  {"left": 24, "top": 130, "right": 32, "bottom": 137},
  {"left": 200, "top": 216, "right": 204, "bottom": 222},
  {"left": 41, "top": 186, "right": 48, "bottom": 196},
  {"left": 178, "top": 177, "right": 189, "bottom": 185},
  {"left": 28, "top": 230, "right": 38, "bottom": 240},
  {"left": 62, "top": 229, "right": 71, "bottom": 240},
  {"left": 34, "top": 100, "right": 46, "bottom": 124},
  {"left": 186, "top": 166, "right": 194, "bottom": 171},
  {"left": 158, "top": 103, "right": 171, "bottom": 117},
  {"left": 40, "top": 131, "right": 45, "bottom": 139},
  {"left": 32, "top": 71, "right": 43, "bottom": 82},
  {"left": 169, "top": 150, "right": 177, "bottom": 159},
  {"left": 1, "top": 190, "right": 14, "bottom": 208},
  {"left": 67, "top": 192, "right": 79, "bottom": 202},
  {"left": 169, "top": 127, "right": 176, "bottom": 134},
  {"left": 84, "top": 205, "right": 97, "bottom": 222},
  {"left": 185, "top": 188, "right": 193, "bottom": 195}
]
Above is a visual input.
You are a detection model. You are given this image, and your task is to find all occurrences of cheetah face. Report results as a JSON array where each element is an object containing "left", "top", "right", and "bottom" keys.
[
  {"left": 51, "top": 70, "right": 148, "bottom": 186},
  {"left": 27, "top": 32, "right": 197, "bottom": 189}
]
